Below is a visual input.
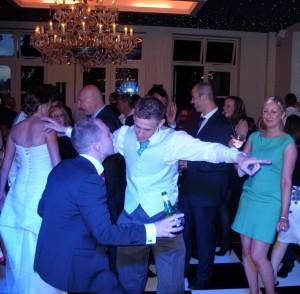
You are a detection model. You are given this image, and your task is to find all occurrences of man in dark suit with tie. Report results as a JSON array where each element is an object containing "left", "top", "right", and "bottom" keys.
[
  {"left": 178, "top": 82, "right": 233, "bottom": 290},
  {"left": 77, "top": 84, "right": 125, "bottom": 274},
  {"left": 34, "top": 118, "right": 183, "bottom": 293}
]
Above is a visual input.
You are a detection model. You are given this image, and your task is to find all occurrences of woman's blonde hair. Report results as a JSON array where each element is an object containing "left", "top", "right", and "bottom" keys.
[{"left": 263, "top": 96, "right": 285, "bottom": 113}]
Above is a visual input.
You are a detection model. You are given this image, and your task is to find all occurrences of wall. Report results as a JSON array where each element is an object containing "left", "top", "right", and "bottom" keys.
[
  {"left": 291, "top": 31, "right": 300, "bottom": 99},
  {"left": 0, "top": 20, "right": 281, "bottom": 120}
]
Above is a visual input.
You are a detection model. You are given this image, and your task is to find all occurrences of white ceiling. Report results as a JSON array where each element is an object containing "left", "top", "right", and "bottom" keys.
[{"left": 11, "top": 0, "right": 206, "bottom": 14}]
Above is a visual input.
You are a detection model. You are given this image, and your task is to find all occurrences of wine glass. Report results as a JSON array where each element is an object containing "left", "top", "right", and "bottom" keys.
[{"left": 232, "top": 134, "right": 246, "bottom": 149}]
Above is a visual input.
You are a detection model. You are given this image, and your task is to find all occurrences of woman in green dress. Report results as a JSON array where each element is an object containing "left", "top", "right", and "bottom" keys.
[{"left": 231, "top": 96, "right": 297, "bottom": 294}]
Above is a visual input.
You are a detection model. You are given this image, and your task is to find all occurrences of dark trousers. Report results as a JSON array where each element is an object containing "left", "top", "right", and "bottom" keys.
[
  {"left": 180, "top": 199, "right": 218, "bottom": 283},
  {"left": 117, "top": 206, "right": 185, "bottom": 294},
  {"left": 217, "top": 191, "right": 232, "bottom": 249},
  {"left": 282, "top": 244, "right": 295, "bottom": 270}
]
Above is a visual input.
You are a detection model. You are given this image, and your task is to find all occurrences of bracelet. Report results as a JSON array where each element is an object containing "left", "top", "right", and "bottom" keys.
[{"left": 280, "top": 216, "right": 289, "bottom": 221}]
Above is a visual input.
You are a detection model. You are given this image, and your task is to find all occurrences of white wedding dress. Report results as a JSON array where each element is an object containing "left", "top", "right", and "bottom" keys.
[{"left": 0, "top": 144, "right": 62, "bottom": 294}]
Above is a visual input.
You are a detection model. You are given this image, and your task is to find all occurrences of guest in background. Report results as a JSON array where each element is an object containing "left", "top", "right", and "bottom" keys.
[
  {"left": 0, "top": 87, "right": 61, "bottom": 293},
  {"left": 117, "top": 93, "right": 136, "bottom": 126},
  {"left": 271, "top": 115, "right": 300, "bottom": 284},
  {"left": 71, "top": 104, "right": 85, "bottom": 124},
  {"left": 0, "top": 96, "right": 18, "bottom": 142},
  {"left": 49, "top": 105, "right": 77, "bottom": 160},
  {"left": 147, "top": 86, "right": 177, "bottom": 128},
  {"left": 223, "top": 96, "right": 249, "bottom": 143},
  {"left": 43, "top": 84, "right": 73, "bottom": 123},
  {"left": 178, "top": 83, "right": 233, "bottom": 290},
  {"left": 132, "top": 94, "right": 141, "bottom": 107},
  {"left": 0, "top": 129, "right": 3, "bottom": 153},
  {"left": 216, "top": 96, "right": 249, "bottom": 256},
  {"left": 0, "top": 129, "right": 5, "bottom": 265},
  {"left": 0, "top": 129, "right": 3, "bottom": 170},
  {"left": 246, "top": 117, "right": 257, "bottom": 137},
  {"left": 284, "top": 93, "right": 300, "bottom": 122},
  {"left": 108, "top": 92, "right": 121, "bottom": 117},
  {"left": 232, "top": 96, "right": 297, "bottom": 294}
]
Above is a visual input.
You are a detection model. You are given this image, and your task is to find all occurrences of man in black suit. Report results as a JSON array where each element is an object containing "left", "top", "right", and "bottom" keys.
[
  {"left": 77, "top": 84, "right": 125, "bottom": 274},
  {"left": 117, "top": 93, "right": 135, "bottom": 126},
  {"left": 34, "top": 118, "right": 183, "bottom": 293},
  {"left": 0, "top": 96, "right": 18, "bottom": 140},
  {"left": 108, "top": 92, "right": 121, "bottom": 117},
  {"left": 178, "top": 82, "right": 234, "bottom": 290},
  {"left": 147, "top": 86, "right": 177, "bottom": 128}
]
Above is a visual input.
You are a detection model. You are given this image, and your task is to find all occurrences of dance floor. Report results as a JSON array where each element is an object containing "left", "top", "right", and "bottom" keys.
[
  {"left": 144, "top": 242, "right": 300, "bottom": 294},
  {"left": 0, "top": 243, "right": 299, "bottom": 293}
]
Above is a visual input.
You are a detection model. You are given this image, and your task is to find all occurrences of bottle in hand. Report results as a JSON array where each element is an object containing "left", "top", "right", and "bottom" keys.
[{"left": 162, "top": 191, "right": 183, "bottom": 228}]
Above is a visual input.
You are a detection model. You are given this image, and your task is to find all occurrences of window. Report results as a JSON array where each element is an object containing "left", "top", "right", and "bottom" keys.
[
  {"left": 0, "top": 65, "right": 11, "bottom": 104},
  {"left": 0, "top": 33, "right": 14, "bottom": 57},
  {"left": 173, "top": 65, "right": 204, "bottom": 111},
  {"left": 173, "top": 40, "right": 202, "bottom": 62},
  {"left": 21, "top": 66, "right": 44, "bottom": 92},
  {"left": 173, "top": 36, "right": 238, "bottom": 109},
  {"left": 83, "top": 68, "right": 106, "bottom": 93},
  {"left": 126, "top": 39, "right": 142, "bottom": 60},
  {"left": 19, "top": 34, "right": 41, "bottom": 57},
  {"left": 206, "top": 41, "right": 235, "bottom": 64},
  {"left": 208, "top": 71, "right": 231, "bottom": 96},
  {"left": 115, "top": 68, "right": 139, "bottom": 94}
]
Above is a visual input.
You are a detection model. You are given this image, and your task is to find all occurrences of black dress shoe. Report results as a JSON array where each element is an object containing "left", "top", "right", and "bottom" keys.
[
  {"left": 215, "top": 247, "right": 232, "bottom": 256},
  {"left": 188, "top": 280, "right": 211, "bottom": 290},
  {"left": 277, "top": 264, "right": 293, "bottom": 278}
]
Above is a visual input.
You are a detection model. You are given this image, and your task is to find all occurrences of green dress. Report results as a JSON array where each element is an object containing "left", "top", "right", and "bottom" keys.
[{"left": 231, "top": 131, "right": 294, "bottom": 244}]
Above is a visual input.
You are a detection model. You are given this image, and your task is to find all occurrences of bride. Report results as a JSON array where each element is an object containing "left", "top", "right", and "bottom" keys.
[{"left": 0, "top": 87, "right": 61, "bottom": 293}]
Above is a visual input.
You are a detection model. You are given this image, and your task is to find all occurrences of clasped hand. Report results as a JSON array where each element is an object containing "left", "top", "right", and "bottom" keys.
[
  {"left": 277, "top": 219, "right": 289, "bottom": 232},
  {"left": 155, "top": 213, "right": 184, "bottom": 238}
]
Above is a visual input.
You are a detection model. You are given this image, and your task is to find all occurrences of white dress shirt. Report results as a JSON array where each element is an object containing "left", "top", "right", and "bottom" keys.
[{"left": 113, "top": 126, "right": 239, "bottom": 217}]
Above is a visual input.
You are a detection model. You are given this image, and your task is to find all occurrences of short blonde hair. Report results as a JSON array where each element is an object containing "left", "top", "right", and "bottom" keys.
[{"left": 263, "top": 96, "right": 284, "bottom": 113}]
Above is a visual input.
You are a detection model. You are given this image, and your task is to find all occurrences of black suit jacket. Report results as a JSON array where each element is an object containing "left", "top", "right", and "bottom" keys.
[
  {"left": 107, "top": 102, "right": 121, "bottom": 117},
  {"left": 96, "top": 106, "right": 125, "bottom": 221},
  {"left": 179, "top": 110, "right": 233, "bottom": 206},
  {"left": 34, "top": 156, "right": 146, "bottom": 293},
  {"left": 125, "top": 114, "right": 134, "bottom": 126},
  {"left": 96, "top": 105, "right": 121, "bottom": 133},
  {"left": 0, "top": 106, "right": 18, "bottom": 128}
]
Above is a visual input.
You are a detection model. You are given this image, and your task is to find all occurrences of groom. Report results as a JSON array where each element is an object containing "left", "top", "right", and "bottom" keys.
[{"left": 34, "top": 118, "right": 183, "bottom": 294}]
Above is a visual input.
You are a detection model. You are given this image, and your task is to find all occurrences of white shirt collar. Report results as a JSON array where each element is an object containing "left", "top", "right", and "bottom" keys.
[
  {"left": 79, "top": 154, "right": 104, "bottom": 175},
  {"left": 202, "top": 107, "right": 218, "bottom": 120}
]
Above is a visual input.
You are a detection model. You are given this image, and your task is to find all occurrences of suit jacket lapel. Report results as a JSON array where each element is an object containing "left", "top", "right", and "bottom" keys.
[
  {"left": 75, "top": 155, "right": 99, "bottom": 175},
  {"left": 196, "top": 110, "right": 220, "bottom": 139}
]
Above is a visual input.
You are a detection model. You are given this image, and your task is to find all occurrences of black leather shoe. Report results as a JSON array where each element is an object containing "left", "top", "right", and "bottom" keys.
[
  {"left": 215, "top": 247, "right": 232, "bottom": 256},
  {"left": 277, "top": 264, "right": 293, "bottom": 278},
  {"left": 188, "top": 280, "right": 211, "bottom": 290}
]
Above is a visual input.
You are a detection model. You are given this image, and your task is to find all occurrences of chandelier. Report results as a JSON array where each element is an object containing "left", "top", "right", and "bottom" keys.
[{"left": 30, "top": 0, "right": 138, "bottom": 71}]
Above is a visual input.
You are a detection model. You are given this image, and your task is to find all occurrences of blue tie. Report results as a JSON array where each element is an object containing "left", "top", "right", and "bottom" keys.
[{"left": 137, "top": 140, "right": 150, "bottom": 156}]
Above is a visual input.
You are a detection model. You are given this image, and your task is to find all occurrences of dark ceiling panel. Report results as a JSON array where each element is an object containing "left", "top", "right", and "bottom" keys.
[{"left": 0, "top": 0, "right": 300, "bottom": 33}]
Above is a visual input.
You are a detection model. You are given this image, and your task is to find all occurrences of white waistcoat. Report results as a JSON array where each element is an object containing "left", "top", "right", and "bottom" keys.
[{"left": 123, "top": 127, "right": 179, "bottom": 217}]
